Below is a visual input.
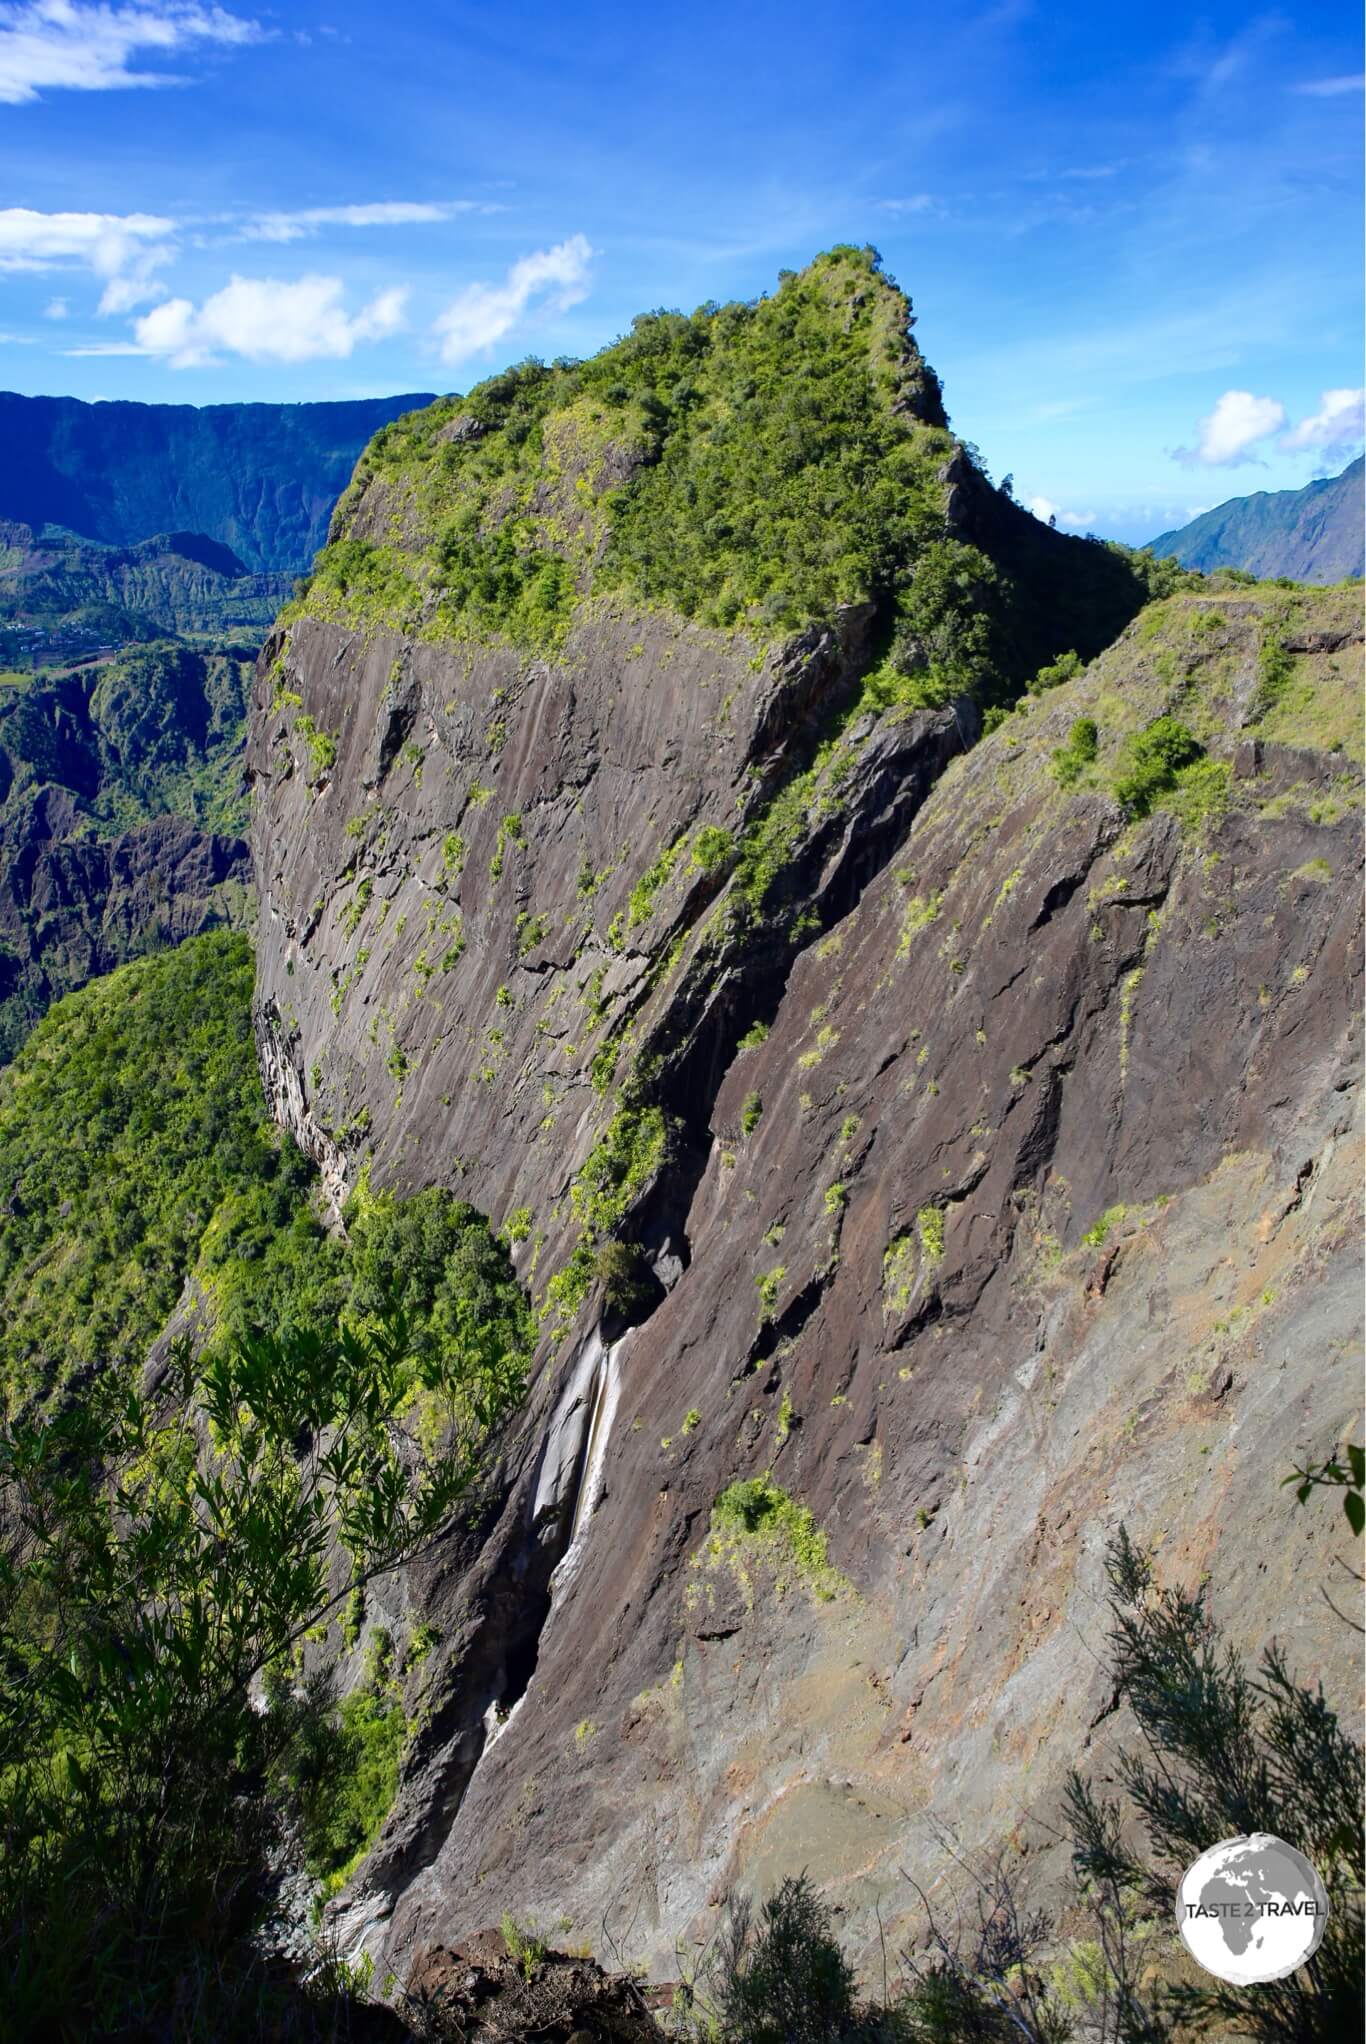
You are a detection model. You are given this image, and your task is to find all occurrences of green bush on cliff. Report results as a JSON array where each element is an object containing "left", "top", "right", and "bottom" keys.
[{"left": 1111, "top": 715, "right": 1203, "bottom": 816}]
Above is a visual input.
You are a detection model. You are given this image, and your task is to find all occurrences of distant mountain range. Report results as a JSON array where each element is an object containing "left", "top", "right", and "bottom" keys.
[
  {"left": 0, "top": 519, "right": 290, "bottom": 656},
  {"left": 1149, "top": 457, "right": 1363, "bottom": 583},
  {"left": 0, "top": 391, "right": 436, "bottom": 574}
]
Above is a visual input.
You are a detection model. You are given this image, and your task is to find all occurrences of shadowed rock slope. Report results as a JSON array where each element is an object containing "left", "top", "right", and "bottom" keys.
[{"left": 246, "top": 252, "right": 1362, "bottom": 1986}]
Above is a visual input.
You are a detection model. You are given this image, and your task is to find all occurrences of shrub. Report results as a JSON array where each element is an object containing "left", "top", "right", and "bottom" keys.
[
  {"left": 1050, "top": 715, "right": 1099, "bottom": 788},
  {"left": 1030, "top": 647, "right": 1084, "bottom": 693},
  {"left": 707, "top": 1875, "right": 863, "bottom": 2044},
  {"left": 1066, "top": 1529, "right": 1364, "bottom": 2042},
  {"left": 1111, "top": 716, "right": 1203, "bottom": 817}
]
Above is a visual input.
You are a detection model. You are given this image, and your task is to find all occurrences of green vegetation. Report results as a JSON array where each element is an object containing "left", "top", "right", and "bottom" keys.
[
  {"left": 1050, "top": 714, "right": 1099, "bottom": 788},
  {"left": 740, "top": 1090, "right": 763, "bottom": 1135},
  {"left": 1029, "top": 647, "right": 1084, "bottom": 693},
  {"left": 541, "top": 1104, "right": 669, "bottom": 1335},
  {"left": 691, "top": 823, "right": 734, "bottom": 873},
  {"left": 755, "top": 1265, "right": 785, "bottom": 1319},
  {"left": 1111, "top": 715, "right": 1204, "bottom": 816},
  {"left": 711, "top": 1474, "right": 839, "bottom": 1598},
  {"left": 273, "top": 1634, "right": 405, "bottom": 1895},
  {"left": 0, "top": 932, "right": 306, "bottom": 1404},
  {"left": 1285, "top": 1441, "right": 1365, "bottom": 1537},
  {"left": 1080, "top": 1204, "right": 1126, "bottom": 1249},
  {"left": 297, "top": 249, "right": 1144, "bottom": 691},
  {"left": 0, "top": 1281, "right": 524, "bottom": 2040},
  {"left": 916, "top": 1204, "right": 945, "bottom": 1264},
  {"left": 0, "top": 930, "right": 534, "bottom": 1416}
]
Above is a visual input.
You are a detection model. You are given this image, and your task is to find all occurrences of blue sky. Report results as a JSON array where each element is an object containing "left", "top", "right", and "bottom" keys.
[{"left": 0, "top": 0, "right": 1361, "bottom": 542}]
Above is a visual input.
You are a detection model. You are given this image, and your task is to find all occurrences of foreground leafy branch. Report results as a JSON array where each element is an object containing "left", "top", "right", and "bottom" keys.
[{"left": 0, "top": 1291, "right": 526, "bottom": 2039}]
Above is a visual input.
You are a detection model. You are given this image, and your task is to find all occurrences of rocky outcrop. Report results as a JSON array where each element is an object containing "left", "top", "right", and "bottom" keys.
[{"left": 246, "top": 258, "right": 1363, "bottom": 1992}]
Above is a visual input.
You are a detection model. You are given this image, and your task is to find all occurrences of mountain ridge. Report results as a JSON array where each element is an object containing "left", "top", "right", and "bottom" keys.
[
  {"left": 0, "top": 390, "right": 437, "bottom": 573},
  {"left": 1149, "top": 456, "right": 1364, "bottom": 582},
  {"left": 242, "top": 251, "right": 1363, "bottom": 1987}
]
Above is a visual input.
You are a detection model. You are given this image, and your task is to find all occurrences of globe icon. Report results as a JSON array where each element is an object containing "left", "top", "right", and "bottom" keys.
[{"left": 1176, "top": 1834, "right": 1330, "bottom": 1985}]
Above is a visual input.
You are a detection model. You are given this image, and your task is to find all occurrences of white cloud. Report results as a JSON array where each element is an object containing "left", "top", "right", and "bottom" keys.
[
  {"left": 1173, "top": 389, "right": 1287, "bottom": 466},
  {"left": 1292, "top": 74, "right": 1364, "bottom": 97},
  {"left": 878, "top": 194, "right": 937, "bottom": 214},
  {"left": 1028, "top": 495, "right": 1060, "bottom": 522},
  {"left": 433, "top": 234, "right": 592, "bottom": 366},
  {"left": 241, "top": 200, "right": 486, "bottom": 243},
  {"left": 0, "top": 205, "right": 172, "bottom": 273},
  {"left": 0, "top": 205, "right": 175, "bottom": 312},
  {"left": 1282, "top": 387, "right": 1365, "bottom": 457},
  {"left": 0, "top": 0, "right": 262, "bottom": 104},
  {"left": 42, "top": 294, "right": 67, "bottom": 317},
  {"left": 133, "top": 273, "right": 407, "bottom": 366}
]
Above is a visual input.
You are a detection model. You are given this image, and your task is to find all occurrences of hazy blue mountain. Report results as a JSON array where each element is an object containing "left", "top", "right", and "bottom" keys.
[
  {"left": 1149, "top": 457, "right": 1363, "bottom": 583},
  {"left": 0, "top": 391, "right": 436, "bottom": 573}
]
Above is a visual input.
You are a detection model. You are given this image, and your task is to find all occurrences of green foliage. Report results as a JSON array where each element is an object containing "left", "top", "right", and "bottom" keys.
[
  {"left": 275, "top": 1638, "right": 405, "bottom": 1893},
  {"left": 1111, "top": 716, "right": 1203, "bottom": 817},
  {"left": 691, "top": 824, "right": 734, "bottom": 874},
  {"left": 593, "top": 1236, "right": 653, "bottom": 1317},
  {"left": 542, "top": 1105, "right": 669, "bottom": 1335},
  {"left": 755, "top": 1265, "right": 785, "bottom": 1318},
  {"left": 0, "top": 931, "right": 310, "bottom": 1406},
  {"left": 916, "top": 1205, "right": 945, "bottom": 1264},
  {"left": 738, "top": 1019, "right": 770, "bottom": 1049},
  {"left": 1066, "top": 1529, "right": 1363, "bottom": 2042},
  {"left": 628, "top": 832, "right": 685, "bottom": 926},
  {"left": 1030, "top": 647, "right": 1084, "bottom": 693},
  {"left": 712, "top": 1474, "right": 838, "bottom": 1595},
  {"left": 740, "top": 1090, "right": 763, "bottom": 1135},
  {"left": 707, "top": 1876, "right": 863, "bottom": 2044},
  {"left": 1284, "top": 1442, "right": 1365, "bottom": 1537},
  {"left": 499, "top": 1915, "right": 548, "bottom": 1984},
  {"left": 297, "top": 251, "right": 961, "bottom": 655},
  {"left": 1050, "top": 715, "right": 1099, "bottom": 788},
  {"left": 1080, "top": 1205, "right": 1126, "bottom": 1249},
  {"left": 0, "top": 1287, "right": 520, "bottom": 2038}
]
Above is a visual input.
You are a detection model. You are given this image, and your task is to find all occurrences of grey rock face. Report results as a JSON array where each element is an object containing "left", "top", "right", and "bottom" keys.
[{"left": 248, "top": 576, "right": 1363, "bottom": 1988}]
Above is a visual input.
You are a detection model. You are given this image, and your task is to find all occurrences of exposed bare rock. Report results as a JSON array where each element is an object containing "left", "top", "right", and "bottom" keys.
[{"left": 245, "top": 281, "right": 1362, "bottom": 1999}]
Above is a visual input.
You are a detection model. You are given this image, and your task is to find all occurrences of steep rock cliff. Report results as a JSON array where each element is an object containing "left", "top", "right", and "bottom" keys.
[{"left": 246, "top": 253, "right": 1363, "bottom": 1985}]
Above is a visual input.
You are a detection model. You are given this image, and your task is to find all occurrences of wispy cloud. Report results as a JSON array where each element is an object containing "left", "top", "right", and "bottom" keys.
[
  {"left": 1173, "top": 388, "right": 1287, "bottom": 466},
  {"left": 239, "top": 200, "right": 493, "bottom": 243},
  {"left": 0, "top": 0, "right": 263, "bottom": 105},
  {"left": 878, "top": 194, "right": 937, "bottom": 215},
  {"left": 432, "top": 234, "right": 592, "bottom": 366},
  {"left": 1282, "top": 387, "right": 1365, "bottom": 456},
  {"left": 1291, "top": 74, "right": 1364, "bottom": 97},
  {"left": 0, "top": 206, "right": 175, "bottom": 314},
  {"left": 130, "top": 273, "right": 407, "bottom": 366}
]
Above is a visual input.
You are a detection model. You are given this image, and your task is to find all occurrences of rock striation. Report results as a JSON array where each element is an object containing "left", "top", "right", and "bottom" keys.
[{"left": 246, "top": 253, "right": 1363, "bottom": 1987}]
